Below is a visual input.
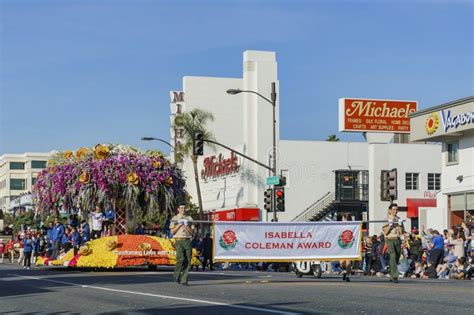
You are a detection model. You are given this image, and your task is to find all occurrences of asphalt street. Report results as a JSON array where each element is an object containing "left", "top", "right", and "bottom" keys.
[{"left": 1, "top": 263, "right": 472, "bottom": 315}]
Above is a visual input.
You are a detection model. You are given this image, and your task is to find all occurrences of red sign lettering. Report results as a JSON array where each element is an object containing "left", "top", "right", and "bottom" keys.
[{"left": 201, "top": 152, "right": 240, "bottom": 180}]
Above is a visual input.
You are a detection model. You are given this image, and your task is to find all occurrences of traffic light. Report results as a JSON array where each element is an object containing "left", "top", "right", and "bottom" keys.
[
  {"left": 264, "top": 188, "right": 273, "bottom": 212},
  {"left": 193, "top": 131, "right": 204, "bottom": 156},
  {"left": 275, "top": 187, "right": 285, "bottom": 212},
  {"left": 380, "top": 170, "right": 390, "bottom": 201},
  {"left": 388, "top": 168, "right": 397, "bottom": 201},
  {"left": 380, "top": 169, "right": 397, "bottom": 201}
]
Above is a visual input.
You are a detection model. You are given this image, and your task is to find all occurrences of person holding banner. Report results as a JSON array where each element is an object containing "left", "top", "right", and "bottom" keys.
[
  {"left": 170, "top": 203, "right": 195, "bottom": 286},
  {"left": 340, "top": 213, "right": 353, "bottom": 282},
  {"left": 382, "top": 203, "right": 404, "bottom": 283}
]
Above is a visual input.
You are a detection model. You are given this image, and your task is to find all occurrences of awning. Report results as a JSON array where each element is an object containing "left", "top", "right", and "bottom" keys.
[
  {"left": 406, "top": 198, "right": 437, "bottom": 218},
  {"left": 207, "top": 208, "right": 260, "bottom": 221}
]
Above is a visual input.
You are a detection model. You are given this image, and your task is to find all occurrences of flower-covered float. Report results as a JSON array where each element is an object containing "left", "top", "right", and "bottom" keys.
[
  {"left": 36, "top": 235, "right": 201, "bottom": 268},
  {"left": 33, "top": 144, "right": 200, "bottom": 268}
]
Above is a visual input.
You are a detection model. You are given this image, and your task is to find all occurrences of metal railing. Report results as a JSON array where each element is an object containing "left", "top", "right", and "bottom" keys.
[{"left": 291, "top": 191, "right": 336, "bottom": 222}]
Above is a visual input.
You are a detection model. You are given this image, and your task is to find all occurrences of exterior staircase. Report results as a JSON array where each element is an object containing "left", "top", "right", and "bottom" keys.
[{"left": 291, "top": 191, "right": 337, "bottom": 222}]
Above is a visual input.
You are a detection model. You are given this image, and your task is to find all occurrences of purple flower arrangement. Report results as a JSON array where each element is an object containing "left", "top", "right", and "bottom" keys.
[{"left": 33, "top": 144, "right": 186, "bottom": 214}]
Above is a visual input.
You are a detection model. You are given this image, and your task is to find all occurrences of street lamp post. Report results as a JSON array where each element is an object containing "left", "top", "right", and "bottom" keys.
[
  {"left": 227, "top": 82, "right": 279, "bottom": 222},
  {"left": 141, "top": 137, "right": 175, "bottom": 149},
  {"left": 141, "top": 136, "right": 177, "bottom": 162}
]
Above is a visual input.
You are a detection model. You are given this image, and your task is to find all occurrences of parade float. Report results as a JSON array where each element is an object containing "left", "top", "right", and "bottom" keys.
[
  {"left": 35, "top": 235, "right": 201, "bottom": 268},
  {"left": 33, "top": 144, "right": 200, "bottom": 268}
]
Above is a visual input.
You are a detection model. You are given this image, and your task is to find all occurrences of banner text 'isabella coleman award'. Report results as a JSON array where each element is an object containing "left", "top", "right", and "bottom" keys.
[{"left": 213, "top": 222, "right": 361, "bottom": 261}]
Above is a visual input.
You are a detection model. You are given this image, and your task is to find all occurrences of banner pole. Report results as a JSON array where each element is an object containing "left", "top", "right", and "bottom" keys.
[{"left": 172, "top": 220, "right": 404, "bottom": 224}]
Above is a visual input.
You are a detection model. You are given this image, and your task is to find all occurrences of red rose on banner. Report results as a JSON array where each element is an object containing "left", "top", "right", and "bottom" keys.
[
  {"left": 338, "top": 229, "right": 355, "bottom": 249},
  {"left": 220, "top": 230, "right": 238, "bottom": 250},
  {"left": 341, "top": 230, "right": 353, "bottom": 244},
  {"left": 222, "top": 230, "right": 237, "bottom": 245}
]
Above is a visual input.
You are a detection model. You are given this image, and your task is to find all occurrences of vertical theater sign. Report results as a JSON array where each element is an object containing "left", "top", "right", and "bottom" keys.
[
  {"left": 339, "top": 98, "right": 418, "bottom": 133},
  {"left": 170, "top": 91, "right": 185, "bottom": 158}
]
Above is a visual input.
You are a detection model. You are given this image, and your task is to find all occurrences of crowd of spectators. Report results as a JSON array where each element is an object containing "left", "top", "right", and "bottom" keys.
[
  {"left": 353, "top": 221, "right": 473, "bottom": 280},
  {"left": 189, "top": 233, "right": 215, "bottom": 271},
  {"left": 1, "top": 212, "right": 472, "bottom": 281},
  {"left": 0, "top": 204, "right": 119, "bottom": 269}
]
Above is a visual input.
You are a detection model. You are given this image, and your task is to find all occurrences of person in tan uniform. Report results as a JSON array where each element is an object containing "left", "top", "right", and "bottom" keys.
[
  {"left": 382, "top": 203, "right": 404, "bottom": 283},
  {"left": 170, "top": 203, "right": 195, "bottom": 286}
]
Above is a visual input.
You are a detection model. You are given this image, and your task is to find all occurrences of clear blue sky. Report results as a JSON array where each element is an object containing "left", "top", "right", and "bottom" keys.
[{"left": 1, "top": 0, "right": 473, "bottom": 154}]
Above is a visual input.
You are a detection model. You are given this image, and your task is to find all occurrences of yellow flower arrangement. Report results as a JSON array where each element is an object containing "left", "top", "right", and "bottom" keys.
[
  {"left": 94, "top": 145, "right": 110, "bottom": 160},
  {"left": 79, "top": 171, "right": 90, "bottom": 184},
  {"left": 35, "top": 256, "right": 45, "bottom": 266},
  {"left": 76, "top": 236, "right": 118, "bottom": 269},
  {"left": 165, "top": 176, "right": 173, "bottom": 186},
  {"left": 47, "top": 159, "right": 56, "bottom": 167},
  {"left": 152, "top": 160, "right": 161, "bottom": 168},
  {"left": 127, "top": 172, "right": 139, "bottom": 185},
  {"left": 106, "top": 239, "right": 118, "bottom": 251},
  {"left": 49, "top": 250, "right": 75, "bottom": 266},
  {"left": 79, "top": 245, "right": 92, "bottom": 256},
  {"left": 149, "top": 236, "right": 199, "bottom": 266},
  {"left": 153, "top": 237, "right": 175, "bottom": 252},
  {"left": 64, "top": 150, "right": 73, "bottom": 159},
  {"left": 76, "top": 147, "right": 90, "bottom": 158}
]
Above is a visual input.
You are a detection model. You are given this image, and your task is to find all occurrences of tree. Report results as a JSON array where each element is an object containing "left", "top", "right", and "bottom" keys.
[
  {"left": 173, "top": 108, "right": 215, "bottom": 231},
  {"left": 326, "top": 134, "right": 340, "bottom": 142},
  {"left": 11, "top": 211, "right": 35, "bottom": 233}
]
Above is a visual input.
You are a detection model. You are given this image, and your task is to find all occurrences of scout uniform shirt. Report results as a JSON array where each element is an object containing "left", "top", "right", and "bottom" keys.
[
  {"left": 170, "top": 214, "right": 195, "bottom": 239},
  {"left": 384, "top": 215, "right": 403, "bottom": 239}
]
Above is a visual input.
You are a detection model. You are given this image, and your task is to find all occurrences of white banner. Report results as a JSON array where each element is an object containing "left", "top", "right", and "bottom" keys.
[{"left": 213, "top": 222, "right": 361, "bottom": 261}]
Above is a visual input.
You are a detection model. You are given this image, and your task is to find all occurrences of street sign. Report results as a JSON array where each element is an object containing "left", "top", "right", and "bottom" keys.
[{"left": 266, "top": 176, "right": 281, "bottom": 185}]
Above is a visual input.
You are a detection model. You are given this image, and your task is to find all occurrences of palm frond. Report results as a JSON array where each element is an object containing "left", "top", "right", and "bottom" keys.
[{"left": 172, "top": 108, "right": 216, "bottom": 159}]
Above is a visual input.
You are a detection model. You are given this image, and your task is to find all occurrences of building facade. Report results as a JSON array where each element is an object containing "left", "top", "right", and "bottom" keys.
[
  {"left": 0, "top": 152, "right": 52, "bottom": 213},
  {"left": 410, "top": 96, "right": 474, "bottom": 228},
  {"left": 169, "top": 50, "right": 442, "bottom": 234}
]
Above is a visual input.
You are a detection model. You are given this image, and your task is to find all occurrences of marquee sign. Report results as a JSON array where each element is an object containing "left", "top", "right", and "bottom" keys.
[
  {"left": 339, "top": 98, "right": 417, "bottom": 133},
  {"left": 213, "top": 221, "right": 361, "bottom": 261}
]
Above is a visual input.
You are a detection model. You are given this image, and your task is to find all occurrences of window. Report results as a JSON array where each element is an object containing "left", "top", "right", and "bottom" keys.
[
  {"left": 405, "top": 173, "right": 419, "bottom": 190},
  {"left": 32, "top": 177, "right": 37, "bottom": 186},
  {"left": 31, "top": 160, "right": 47, "bottom": 169},
  {"left": 428, "top": 173, "right": 441, "bottom": 190},
  {"left": 10, "top": 178, "right": 26, "bottom": 190},
  {"left": 447, "top": 142, "right": 459, "bottom": 164},
  {"left": 10, "top": 162, "right": 25, "bottom": 170}
]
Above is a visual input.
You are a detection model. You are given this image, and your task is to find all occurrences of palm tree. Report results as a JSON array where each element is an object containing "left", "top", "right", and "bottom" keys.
[
  {"left": 326, "top": 134, "right": 340, "bottom": 142},
  {"left": 173, "top": 108, "right": 215, "bottom": 226}
]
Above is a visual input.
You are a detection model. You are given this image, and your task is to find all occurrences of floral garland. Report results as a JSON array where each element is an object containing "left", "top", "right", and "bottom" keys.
[{"left": 33, "top": 144, "right": 186, "bottom": 216}]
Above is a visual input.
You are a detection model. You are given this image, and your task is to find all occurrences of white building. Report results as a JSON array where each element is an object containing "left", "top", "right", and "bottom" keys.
[
  {"left": 410, "top": 96, "right": 474, "bottom": 229},
  {"left": 0, "top": 152, "right": 52, "bottom": 213},
  {"left": 169, "top": 50, "right": 442, "bottom": 234}
]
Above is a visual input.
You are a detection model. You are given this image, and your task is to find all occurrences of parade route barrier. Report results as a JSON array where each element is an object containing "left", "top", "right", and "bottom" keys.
[{"left": 212, "top": 221, "right": 362, "bottom": 262}]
